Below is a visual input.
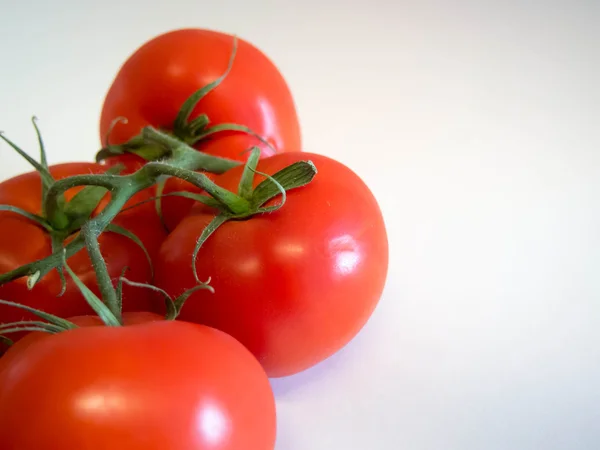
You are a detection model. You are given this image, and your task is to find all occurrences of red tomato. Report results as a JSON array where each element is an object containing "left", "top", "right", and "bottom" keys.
[
  {"left": 0, "top": 312, "right": 163, "bottom": 370},
  {"left": 155, "top": 153, "right": 389, "bottom": 377},
  {"left": 0, "top": 163, "right": 163, "bottom": 342},
  {"left": 100, "top": 28, "right": 301, "bottom": 161},
  {"left": 0, "top": 313, "right": 276, "bottom": 450}
]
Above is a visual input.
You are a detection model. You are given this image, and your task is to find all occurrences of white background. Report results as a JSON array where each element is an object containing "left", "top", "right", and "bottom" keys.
[{"left": 1, "top": 0, "right": 599, "bottom": 449}]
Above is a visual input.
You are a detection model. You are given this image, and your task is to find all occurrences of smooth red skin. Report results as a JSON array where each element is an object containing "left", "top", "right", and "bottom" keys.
[
  {"left": 0, "top": 314, "right": 276, "bottom": 450},
  {"left": 0, "top": 163, "right": 162, "bottom": 341},
  {"left": 100, "top": 28, "right": 301, "bottom": 161},
  {"left": 0, "top": 312, "right": 163, "bottom": 369},
  {"left": 100, "top": 154, "right": 211, "bottom": 232},
  {"left": 155, "top": 153, "right": 389, "bottom": 377}
]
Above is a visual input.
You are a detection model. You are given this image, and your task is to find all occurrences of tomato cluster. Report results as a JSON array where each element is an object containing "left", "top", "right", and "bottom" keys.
[{"left": 0, "top": 29, "right": 388, "bottom": 449}]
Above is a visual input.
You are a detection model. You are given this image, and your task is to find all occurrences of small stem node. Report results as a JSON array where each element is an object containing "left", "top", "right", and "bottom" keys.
[{"left": 27, "top": 271, "right": 41, "bottom": 290}]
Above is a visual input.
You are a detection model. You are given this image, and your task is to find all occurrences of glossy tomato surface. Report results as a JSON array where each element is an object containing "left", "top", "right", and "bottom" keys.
[
  {"left": 0, "top": 312, "right": 163, "bottom": 370},
  {"left": 0, "top": 314, "right": 276, "bottom": 450},
  {"left": 155, "top": 153, "right": 389, "bottom": 377},
  {"left": 0, "top": 163, "right": 162, "bottom": 336},
  {"left": 100, "top": 28, "right": 301, "bottom": 160}
]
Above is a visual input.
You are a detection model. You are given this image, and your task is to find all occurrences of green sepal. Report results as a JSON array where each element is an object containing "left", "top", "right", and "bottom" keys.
[
  {"left": 237, "top": 147, "right": 261, "bottom": 199},
  {"left": 102, "top": 116, "right": 128, "bottom": 147},
  {"left": 128, "top": 143, "right": 171, "bottom": 161},
  {"left": 250, "top": 168, "right": 287, "bottom": 214},
  {"left": 0, "top": 299, "right": 76, "bottom": 331},
  {"left": 31, "top": 116, "right": 51, "bottom": 207},
  {"left": 0, "top": 326, "right": 62, "bottom": 336},
  {"left": 117, "top": 277, "right": 176, "bottom": 320},
  {"left": 173, "top": 36, "right": 238, "bottom": 133},
  {"left": 172, "top": 284, "right": 213, "bottom": 318},
  {"left": 186, "top": 114, "right": 210, "bottom": 137},
  {"left": 0, "top": 320, "right": 66, "bottom": 334},
  {"left": 0, "top": 205, "right": 53, "bottom": 232},
  {"left": 191, "top": 214, "right": 229, "bottom": 283},
  {"left": 188, "top": 123, "right": 275, "bottom": 155},
  {"left": 31, "top": 117, "right": 48, "bottom": 169},
  {"left": 0, "top": 130, "right": 54, "bottom": 188},
  {"left": 251, "top": 161, "right": 317, "bottom": 209},
  {"left": 95, "top": 145, "right": 125, "bottom": 162},
  {"left": 61, "top": 250, "right": 121, "bottom": 327},
  {"left": 106, "top": 223, "right": 154, "bottom": 279}
]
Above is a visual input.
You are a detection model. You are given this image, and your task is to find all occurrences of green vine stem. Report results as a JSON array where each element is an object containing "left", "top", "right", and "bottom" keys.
[
  {"left": 0, "top": 257, "right": 217, "bottom": 347},
  {"left": 0, "top": 127, "right": 317, "bottom": 305},
  {"left": 82, "top": 224, "right": 121, "bottom": 321}
]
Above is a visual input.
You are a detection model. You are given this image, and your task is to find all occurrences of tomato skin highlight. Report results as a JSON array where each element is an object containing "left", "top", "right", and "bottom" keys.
[
  {"left": 155, "top": 153, "right": 389, "bottom": 377},
  {"left": 100, "top": 28, "right": 301, "bottom": 160},
  {"left": 0, "top": 315, "right": 276, "bottom": 450},
  {"left": 0, "top": 163, "right": 163, "bottom": 340}
]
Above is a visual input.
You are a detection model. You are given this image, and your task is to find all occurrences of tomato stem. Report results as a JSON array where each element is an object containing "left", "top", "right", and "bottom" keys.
[
  {"left": 140, "top": 127, "right": 240, "bottom": 173},
  {"left": 118, "top": 276, "right": 213, "bottom": 320},
  {"left": 60, "top": 250, "right": 122, "bottom": 326},
  {"left": 0, "top": 234, "right": 83, "bottom": 288},
  {"left": 0, "top": 124, "right": 316, "bottom": 329},
  {"left": 144, "top": 162, "right": 250, "bottom": 214},
  {"left": 81, "top": 224, "right": 122, "bottom": 322},
  {"left": 50, "top": 233, "right": 68, "bottom": 296}
]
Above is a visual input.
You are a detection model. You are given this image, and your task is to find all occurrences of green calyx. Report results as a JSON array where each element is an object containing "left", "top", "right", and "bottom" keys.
[
  {"left": 186, "top": 146, "right": 317, "bottom": 283},
  {"left": 0, "top": 119, "right": 122, "bottom": 235},
  {"left": 0, "top": 122, "right": 153, "bottom": 297},
  {"left": 96, "top": 35, "right": 275, "bottom": 165}
]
